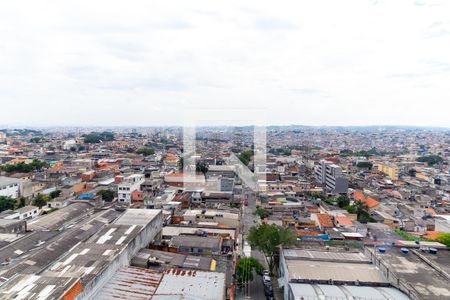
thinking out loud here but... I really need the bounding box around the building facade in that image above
[314,160,348,193]
[117,174,145,204]
[0,176,22,198]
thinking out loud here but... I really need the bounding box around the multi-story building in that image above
[0,132,6,143]
[314,160,348,193]
[378,163,399,180]
[117,174,145,204]
[0,176,22,198]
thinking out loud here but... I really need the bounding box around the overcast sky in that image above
[0,0,449,127]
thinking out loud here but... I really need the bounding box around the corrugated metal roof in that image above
[96,266,163,300]
[289,283,410,300]
[154,269,225,300]
[114,209,161,226]
[283,249,370,263]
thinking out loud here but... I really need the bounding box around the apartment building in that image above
[377,163,399,180]
[314,160,348,193]
[117,174,145,204]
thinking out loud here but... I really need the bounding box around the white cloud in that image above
[0,0,449,127]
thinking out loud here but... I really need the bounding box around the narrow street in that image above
[238,187,276,300]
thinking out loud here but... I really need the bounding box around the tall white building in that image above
[0,176,22,198]
[0,132,6,143]
[117,174,145,204]
[314,160,348,194]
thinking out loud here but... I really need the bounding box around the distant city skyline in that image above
[1,0,450,127]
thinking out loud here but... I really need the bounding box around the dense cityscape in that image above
[0,126,449,299]
[2,0,450,299]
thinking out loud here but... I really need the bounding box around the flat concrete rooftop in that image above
[366,247,450,300]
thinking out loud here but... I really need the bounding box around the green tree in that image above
[30,137,43,143]
[351,201,373,223]
[357,161,373,169]
[247,224,296,273]
[435,233,450,247]
[49,190,62,199]
[0,196,16,212]
[97,189,115,202]
[136,147,155,156]
[254,207,270,219]
[33,194,48,209]
[336,195,350,208]
[417,155,443,166]
[83,131,115,143]
[2,159,47,173]
[196,161,209,177]
[236,257,264,287]
[238,150,254,166]
[18,196,27,208]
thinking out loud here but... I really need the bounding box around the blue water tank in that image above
[429,248,438,254]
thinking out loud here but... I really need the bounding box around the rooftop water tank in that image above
[429,248,438,254]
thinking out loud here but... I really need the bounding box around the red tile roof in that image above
[353,191,380,209]
[335,215,353,227]
[316,213,334,228]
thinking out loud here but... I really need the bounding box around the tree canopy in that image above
[83,131,115,143]
[254,207,270,219]
[238,150,254,166]
[247,224,296,272]
[33,194,48,209]
[236,257,264,287]
[136,147,155,156]
[49,190,62,199]
[356,161,373,169]
[97,189,115,202]
[2,159,47,173]
[0,196,16,212]
[336,195,350,208]
[196,161,209,177]
[435,233,450,248]
[417,155,443,166]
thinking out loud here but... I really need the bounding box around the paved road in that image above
[238,187,271,300]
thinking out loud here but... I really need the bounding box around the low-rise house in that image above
[2,205,39,220]
[183,209,239,228]
[170,235,222,255]
[310,213,334,231]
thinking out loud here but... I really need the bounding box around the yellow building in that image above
[378,164,399,180]
[416,172,434,183]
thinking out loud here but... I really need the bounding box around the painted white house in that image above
[4,205,39,220]
[0,176,22,199]
[117,174,145,204]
